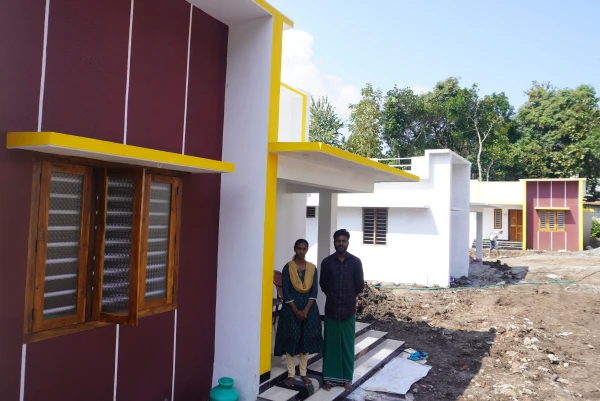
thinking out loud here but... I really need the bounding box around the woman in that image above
[274,239,323,386]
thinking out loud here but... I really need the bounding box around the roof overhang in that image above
[187,0,293,28]
[270,142,420,193]
[7,132,235,174]
[470,202,503,212]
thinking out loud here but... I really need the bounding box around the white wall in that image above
[306,150,470,287]
[277,86,303,143]
[449,162,470,279]
[471,180,522,204]
[214,16,272,400]
[275,181,308,271]
[468,206,524,246]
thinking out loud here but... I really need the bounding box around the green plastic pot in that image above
[209,377,239,401]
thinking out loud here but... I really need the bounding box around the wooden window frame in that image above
[538,210,566,233]
[362,208,388,246]
[23,156,182,343]
[493,209,502,229]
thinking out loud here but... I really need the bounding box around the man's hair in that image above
[333,229,350,241]
[294,238,309,249]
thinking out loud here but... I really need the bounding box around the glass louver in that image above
[144,182,172,302]
[43,172,84,320]
[100,176,135,314]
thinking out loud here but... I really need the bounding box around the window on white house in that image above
[363,208,388,245]
[306,206,316,218]
[494,209,502,229]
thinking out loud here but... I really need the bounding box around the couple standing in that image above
[273,229,365,392]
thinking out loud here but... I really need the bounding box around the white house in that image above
[305,150,471,288]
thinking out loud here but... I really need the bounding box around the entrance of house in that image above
[508,210,523,242]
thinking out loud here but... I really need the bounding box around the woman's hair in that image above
[294,238,309,249]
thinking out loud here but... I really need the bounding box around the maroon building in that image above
[0,0,230,399]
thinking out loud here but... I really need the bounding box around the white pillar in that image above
[476,211,483,260]
[316,192,338,315]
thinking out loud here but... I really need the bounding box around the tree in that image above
[381,86,429,158]
[346,84,384,158]
[517,82,600,178]
[448,86,512,181]
[308,96,344,147]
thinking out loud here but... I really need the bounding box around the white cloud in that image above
[281,30,361,122]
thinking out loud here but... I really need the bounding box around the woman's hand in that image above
[294,310,306,321]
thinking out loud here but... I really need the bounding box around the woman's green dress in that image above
[274,263,323,357]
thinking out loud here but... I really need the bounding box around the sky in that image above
[271,0,600,122]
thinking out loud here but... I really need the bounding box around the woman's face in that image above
[294,243,308,260]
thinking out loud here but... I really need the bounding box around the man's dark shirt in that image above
[319,252,365,321]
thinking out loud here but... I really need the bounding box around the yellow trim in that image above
[522,180,527,250]
[580,180,584,251]
[253,0,294,27]
[534,207,570,211]
[259,14,285,377]
[6,132,234,173]
[268,142,420,182]
[280,83,308,142]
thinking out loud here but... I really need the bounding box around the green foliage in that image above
[591,219,600,238]
[346,84,384,158]
[307,78,600,197]
[308,96,344,147]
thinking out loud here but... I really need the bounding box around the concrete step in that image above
[259,323,372,394]
[471,240,522,250]
[303,339,405,401]
[306,330,388,375]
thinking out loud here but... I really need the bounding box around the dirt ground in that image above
[356,250,600,400]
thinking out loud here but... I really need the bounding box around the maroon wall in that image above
[525,181,581,251]
[0,0,43,399]
[0,0,228,400]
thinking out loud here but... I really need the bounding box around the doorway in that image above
[508,210,523,242]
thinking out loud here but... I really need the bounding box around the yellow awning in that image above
[7,132,234,174]
[269,142,419,184]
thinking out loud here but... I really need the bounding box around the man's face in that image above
[295,243,308,260]
[334,236,349,253]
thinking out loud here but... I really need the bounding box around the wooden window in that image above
[24,159,182,342]
[363,208,388,245]
[538,210,566,232]
[493,209,502,229]
[306,206,316,218]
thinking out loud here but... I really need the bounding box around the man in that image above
[319,229,365,392]
[488,229,503,257]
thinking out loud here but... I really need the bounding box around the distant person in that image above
[488,229,503,257]
[274,239,323,387]
[320,229,365,392]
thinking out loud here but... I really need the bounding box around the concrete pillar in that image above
[476,211,483,260]
[316,192,338,315]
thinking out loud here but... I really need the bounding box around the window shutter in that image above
[557,211,565,231]
[33,162,93,332]
[548,211,556,231]
[363,208,375,244]
[93,168,144,326]
[375,208,388,245]
[494,209,502,229]
[540,211,547,230]
[306,206,316,218]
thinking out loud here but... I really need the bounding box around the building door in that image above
[509,210,523,242]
